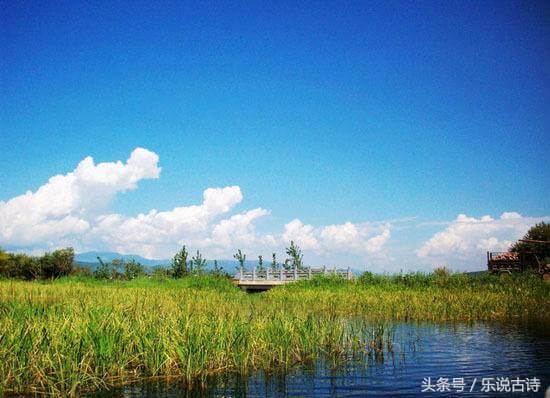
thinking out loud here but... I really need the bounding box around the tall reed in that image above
[0,272,548,395]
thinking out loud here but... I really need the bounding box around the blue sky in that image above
[1,1,549,271]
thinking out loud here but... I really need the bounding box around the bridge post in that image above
[239,266,243,281]
[308,266,312,279]
[266,268,270,280]
[323,265,327,275]
[294,265,297,280]
[279,268,283,281]
[347,266,351,280]
[253,266,256,281]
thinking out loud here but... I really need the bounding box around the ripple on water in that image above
[87,322,550,398]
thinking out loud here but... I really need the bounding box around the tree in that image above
[510,222,550,264]
[257,255,264,272]
[94,257,111,280]
[152,266,170,279]
[10,253,40,280]
[0,247,72,280]
[285,240,304,270]
[171,245,189,278]
[51,248,75,277]
[234,249,246,271]
[191,250,207,274]
[0,248,11,277]
[212,260,225,276]
[283,258,291,271]
[110,258,125,279]
[40,248,74,279]
[270,253,279,271]
[124,259,145,280]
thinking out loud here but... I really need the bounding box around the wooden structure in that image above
[487,251,523,274]
[235,266,353,291]
[487,239,550,279]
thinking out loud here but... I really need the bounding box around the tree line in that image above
[0,240,306,281]
[3,221,545,282]
[0,248,75,280]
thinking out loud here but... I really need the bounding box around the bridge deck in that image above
[234,266,352,291]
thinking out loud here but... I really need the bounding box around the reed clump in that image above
[0,272,548,395]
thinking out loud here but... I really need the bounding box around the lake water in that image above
[88,322,549,397]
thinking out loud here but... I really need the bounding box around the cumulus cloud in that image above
[85,185,244,258]
[283,219,320,251]
[0,148,160,247]
[283,219,391,257]
[0,148,393,261]
[7,148,546,272]
[417,212,550,266]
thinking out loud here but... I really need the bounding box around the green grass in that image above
[0,272,548,396]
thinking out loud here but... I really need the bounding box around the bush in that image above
[70,265,93,277]
[93,257,126,280]
[0,247,74,280]
[152,266,171,279]
[40,248,74,279]
[124,260,145,280]
[358,271,383,285]
[93,257,112,280]
[171,246,189,278]
[510,222,550,265]
[8,253,41,280]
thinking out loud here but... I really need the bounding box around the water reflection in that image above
[87,322,549,397]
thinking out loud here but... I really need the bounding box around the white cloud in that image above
[0,148,392,262]
[5,148,548,273]
[88,186,244,258]
[283,219,320,251]
[209,208,275,249]
[283,219,391,257]
[0,148,160,247]
[416,212,550,267]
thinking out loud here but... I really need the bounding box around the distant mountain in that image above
[74,251,247,274]
[75,251,170,266]
[74,252,361,276]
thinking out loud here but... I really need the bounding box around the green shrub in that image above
[40,248,74,279]
[0,248,73,280]
[510,222,550,265]
[171,245,189,278]
[124,259,145,280]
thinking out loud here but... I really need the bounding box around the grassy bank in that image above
[1,273,548,395]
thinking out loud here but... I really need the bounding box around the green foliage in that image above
[270,253,279,271]
[70,265,93,278]
[283,258,291,271]
[171,245,189,278]
[211,260,227,277]
[358,271,379,285]
[0,247,74,280]
[510,222,550,264]
[285,240,304,270]
[190,250,207,275]
[93,257,144,281]
[0,272,547,395]
[93,257,113,280]
[124,259,145,280]
[6,253,41,280]
[257,255,264,272]
[152,266,171,280]
[40,248,75,279]
[0,248,9,270]
[233,249,246,271]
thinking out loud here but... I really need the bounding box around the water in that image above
[88,322,550,397]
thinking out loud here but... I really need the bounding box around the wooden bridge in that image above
[234,266,353,291]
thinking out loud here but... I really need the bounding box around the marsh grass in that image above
[0,272,548,395]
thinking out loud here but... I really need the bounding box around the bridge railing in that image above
[236,266,353,282]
